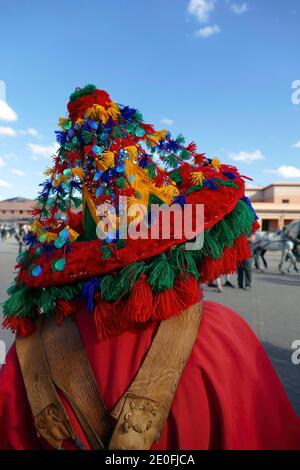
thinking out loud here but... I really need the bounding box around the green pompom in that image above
[69,84,97,102]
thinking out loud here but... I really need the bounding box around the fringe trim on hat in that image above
[2,199,256,339]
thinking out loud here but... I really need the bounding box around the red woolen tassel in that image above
[93,294,129,342]
[122,274,153,323]
[173,274,202,307]
[200,247,237,284]
[200,257,223,283]
[252,220,260,233]
[55,299,76,326]
[152,287,186,320]
[2,316,36,337]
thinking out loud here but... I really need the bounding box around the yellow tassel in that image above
[66,226,80,242]
[59,175,68,183]
[43,167,55,177]
[85,105,109,124]
[97,160,108,172]
[147,129,167,147]
[160,184,180,204]
[44,232,57,243]
[211,157,221,172]
[31,220,43,236]
[107,102,120,120]
[125,145,138,160]
[71,167,85,180]
[53,179,61,188]
[191,171,205,186]
[101,151,115,169]
[58,117,70,129]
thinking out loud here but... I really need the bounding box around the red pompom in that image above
[67,90,111,123]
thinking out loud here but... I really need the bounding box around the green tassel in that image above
[115,176,126,188]
[81,130,92,144]
[147,164,157,180]
[214,179,239,189]
[101,275,123,302]
[2,283,41,319]
[170,246,199,280]
[168,168,182,185]
[101,262,146,302]
[147,254,175,292]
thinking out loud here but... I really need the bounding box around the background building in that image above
[0,198,33,225]
[246,183,300,231]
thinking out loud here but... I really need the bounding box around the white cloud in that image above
[195,24,220,38]
[0,126,17,137]
[229,149,265,164]
[0,179,12,188]
[27,128,38,136]
[0,99,17,122]
[230,2,248,14]
[0,156,6,167]
[10,168,27,176]
[264,165,300,179]
[188,0,216,23]
[19,128,39,137]
[293,141,300,148]
[27,142,58,158]
[160,117,174,126]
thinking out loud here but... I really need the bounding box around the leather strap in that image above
[16,316,113,449]
[109,302,202,450]
[16,321,76,449]
[42,316,113,449]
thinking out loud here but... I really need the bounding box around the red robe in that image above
[0,301,299,450]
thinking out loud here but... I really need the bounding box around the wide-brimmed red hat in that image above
[2,85,258,340]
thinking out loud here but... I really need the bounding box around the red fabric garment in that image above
[0,301,299,450]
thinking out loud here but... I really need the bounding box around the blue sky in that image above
[0,0,299,200]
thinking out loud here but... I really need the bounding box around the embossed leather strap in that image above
[42,316,113,449]
[109,302,202,450]
[16,321,76,449]
[16,316,113,450]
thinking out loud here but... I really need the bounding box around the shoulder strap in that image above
[16,302,202,450]
[41,315,113,449]
[16,320,76,449]
[16,316,112,449]
[109,302,202,450]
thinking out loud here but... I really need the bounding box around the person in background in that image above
[237,234,255,290]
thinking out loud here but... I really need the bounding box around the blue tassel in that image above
[82,277,101,311]
[69,179,82,191]
[222,171,237,180]
[172,194,186,207]
[120,106,137,120]
[166,140,180,153]
[204,179,218,190]
[138,155,149,169]
[23,233,37,247]
[55,130,67,146]
[242,196,259,220]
